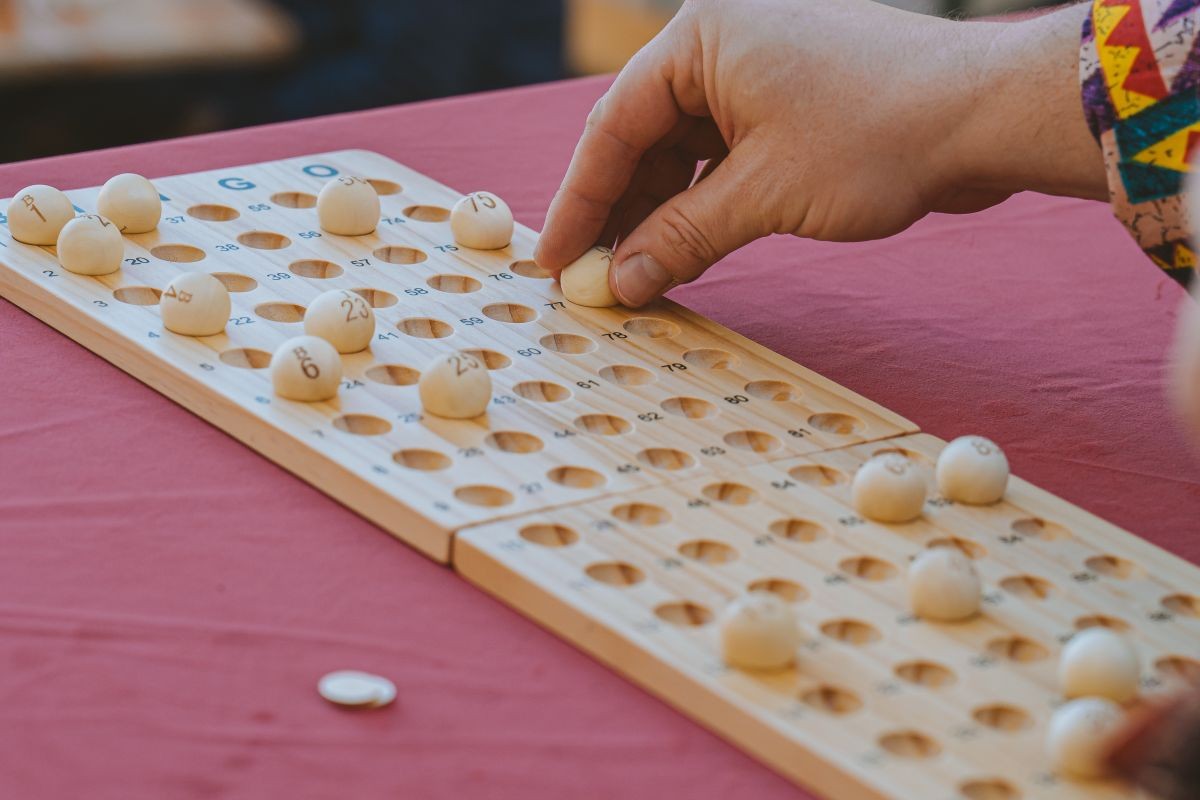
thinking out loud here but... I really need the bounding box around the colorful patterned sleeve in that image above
[1081,0,1199,288]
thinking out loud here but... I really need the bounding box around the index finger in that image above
[534,41,686,273]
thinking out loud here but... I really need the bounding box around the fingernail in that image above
[613,252,671,307]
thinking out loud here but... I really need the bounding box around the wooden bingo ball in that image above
[7,185,74,245]
[1046,697,1124,779]
[717,591,801,671]
[560,246,618,307]
[936,435,1009,504]
[56,214,123,276]
[96,173,162,233]
[270,335,342,402]
[851,453,925,523]
[160,272,231,337]
[419,351,492,418]
[303,289,375,354]
[316,176,380,236]
[907,546,981,621]
[1058,627,1140,704]
[450,191,513,250]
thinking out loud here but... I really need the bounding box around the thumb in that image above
[610,153,765,307]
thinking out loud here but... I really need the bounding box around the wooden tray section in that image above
[0,150,915,561]
[456,433,1200,800]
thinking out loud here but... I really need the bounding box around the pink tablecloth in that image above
[0,76,1196,800]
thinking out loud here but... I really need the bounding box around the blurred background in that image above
[0,0,1051,162]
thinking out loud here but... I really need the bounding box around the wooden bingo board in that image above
[0,149,914,562]
[457,432,1200,800]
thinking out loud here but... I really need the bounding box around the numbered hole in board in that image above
[768,518,827,543]
[877,730,940,759]
[723,430,782,454]
[1156,655,1200,684]
[540,333,597,355]
[366,179,401,196]
[678,539,738,565]
[660,396,718,420]
[461,348,511,370]
[290,259,343,279]
[397,317,453,339]
[872,445,932,465]
[254,302,306,323]
[1083,554,1143,580]
[211,272,258,293]
[546,466,606,490]
[820,618,881,645]
[893,659,956,688]
[218,348,271,369]
[701,481,759,505]
[806,412,864,436]
[427,274,482,294]
[484,430,544,454]
[654,601,713,627]
[332,414,392,437]
[392,448,451,471]
[623,317,680,339]
[1010,517,1070,540]
[748,578,807,603]
[998,574,1055,600]
[985,635,1050,663]
[513,381,571,403]
[926,537,987,560]
[519,523,579,548]
[482,303,537,324]
[365,364,420,386]
[744,380,799,402]
[958,778,1019,800]
[510,259,550,279]
[598,364,656,386]
[972,703,1032,732]
[1162,593,1200,617]
[800,685,862,715]
[270,191,317,209]
[112,286,162,305]
[373,245,428,265]
[349,287,398,309]
[636,448,696,471]
[150,243,205,263]
[584,561,645,587]
[787,464,847,486]
[454,484,515,508]
[574,414,633,436]
[1073,614,1131,633]
[401,205,450,222]
[682,348,739,370]
[838,556,897,582]
[237,231,291,250]
[186,204,240,222]
[611,502,671,527]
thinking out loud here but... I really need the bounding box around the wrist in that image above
[939,5,1108,201]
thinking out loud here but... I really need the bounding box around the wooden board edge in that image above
[452,532,891,800]
[0,262,452,563]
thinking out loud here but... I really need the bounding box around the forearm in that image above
[943,4,1108,202]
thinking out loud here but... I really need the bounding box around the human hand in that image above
[535,0,1106,307]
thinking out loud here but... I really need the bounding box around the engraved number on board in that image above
[786,428,810,438]
[660,362,687,372]
[377,331,399,341]
[380,217,404,225]
[404,287,428,296]
[838,515,865,527]
[460,317,485,326]
[602,331,627,340]
[771,479,797,490]
[215,243,239,252]
[125,257,150,265]
[435,244,460,253]
[350,258,371,268]
[487,271,512,280]
[519,482,543,496]
[517,347,541,357]
[299,230,322,239]
[231,316,253,326]
[616,463,640,474]
[637,411,662,422]
[724,394,750,405]
[576,379,599,390]
[267,272,291,281]
[399,412,422,424]
[199,363,215,372]
[165,215,184,224]
[700,446,726,457]
[544,301,565,311]
[41,270,57,278]
[93,300,108,308]
[492,395,517,406]
[248,203,271,212]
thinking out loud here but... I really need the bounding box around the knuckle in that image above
[585,95,607,130]
[657,204,719,269]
